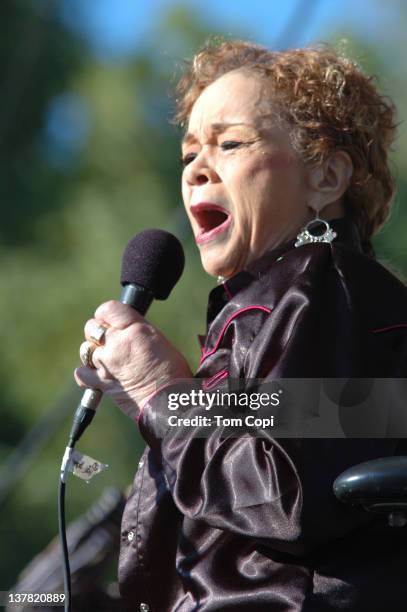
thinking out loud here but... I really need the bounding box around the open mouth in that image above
[191,203,232,245]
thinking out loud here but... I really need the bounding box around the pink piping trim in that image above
[202,368,229,391]
[371,324,407,334]
[199,305,272,365]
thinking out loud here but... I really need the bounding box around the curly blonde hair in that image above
[174,39,397,256]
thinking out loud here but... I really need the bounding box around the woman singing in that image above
[75,40,407,611]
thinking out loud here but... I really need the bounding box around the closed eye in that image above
[180,139,249,167]
[220,140,242,150]
[180,153,197,167]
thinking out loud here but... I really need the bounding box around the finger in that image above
[79,341,98,369]
[74,366,106,391]
[94,300,144,330]
[84,319,110,345]
[79,341,108,372]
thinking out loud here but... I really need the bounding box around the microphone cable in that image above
[58,478,71,612]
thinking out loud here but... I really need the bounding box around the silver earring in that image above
[295,211,337,247]
[217,275,226,285]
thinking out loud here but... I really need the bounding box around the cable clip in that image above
[60,447,108,483]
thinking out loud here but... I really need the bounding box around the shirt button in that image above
[140,604,149,612]
[128,531,134,542]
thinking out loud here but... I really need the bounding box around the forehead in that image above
[186,70,273,138]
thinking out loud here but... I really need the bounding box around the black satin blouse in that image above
[119,217,407,611]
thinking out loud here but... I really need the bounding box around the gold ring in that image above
[89,324,109,345]
[79,341,97,369]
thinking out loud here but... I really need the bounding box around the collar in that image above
[204,216,363,328]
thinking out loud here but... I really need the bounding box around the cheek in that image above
[228,159,272,219]
[246,154,303,204]
[223,157,263,216]
[228,152,278,193]
[233,156,301,232]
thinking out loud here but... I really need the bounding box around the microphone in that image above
[67,229,185,448]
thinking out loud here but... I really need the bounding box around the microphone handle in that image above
[68,283,154,447]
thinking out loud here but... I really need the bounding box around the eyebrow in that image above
[181,122,255,145]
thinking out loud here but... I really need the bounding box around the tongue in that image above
[200,210,228,231]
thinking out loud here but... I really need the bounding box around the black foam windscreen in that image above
[120,229,185,300]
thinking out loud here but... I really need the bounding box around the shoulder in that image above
[234,243,407,378]
[235,242,407,329]
[330,242,407,331]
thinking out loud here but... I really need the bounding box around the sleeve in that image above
[138,382,398,556]
[137,249,402,557]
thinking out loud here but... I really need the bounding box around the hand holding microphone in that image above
[75,300,192,419]
[68,229,190,446]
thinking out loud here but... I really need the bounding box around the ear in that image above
[306,151,353,213]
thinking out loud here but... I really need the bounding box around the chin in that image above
[200,251,237,279]
[198,232,246,278]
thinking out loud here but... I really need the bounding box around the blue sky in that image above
[60,0,399,62]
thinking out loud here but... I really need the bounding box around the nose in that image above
[183,149,219,186]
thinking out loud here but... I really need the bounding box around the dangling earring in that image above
[295,209,337,247]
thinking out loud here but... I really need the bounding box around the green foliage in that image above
[0,0,85,246]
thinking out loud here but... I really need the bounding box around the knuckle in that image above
[105,299,119,309]
[84,318,96,335]
[130,320,145,334]
[95,300,118,318]
[129,320,155,344]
